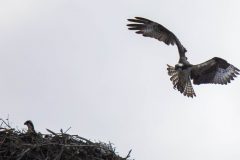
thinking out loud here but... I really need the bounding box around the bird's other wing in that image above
[191,57,239,85]
[167,65,196,97]
[127,17,187,58]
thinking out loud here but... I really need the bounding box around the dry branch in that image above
[0,119,132,160]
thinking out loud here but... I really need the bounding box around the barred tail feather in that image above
[167,65,179,88]
[167,64,176,76]
[183,78,196,98]
[167,65,196,98]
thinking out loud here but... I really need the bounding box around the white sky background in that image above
[1,0,240,159]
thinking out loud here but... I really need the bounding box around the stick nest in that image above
[0,119,132,160]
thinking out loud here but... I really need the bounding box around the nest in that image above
[0,119,132,160]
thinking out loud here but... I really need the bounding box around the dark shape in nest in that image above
[0,119,132,160]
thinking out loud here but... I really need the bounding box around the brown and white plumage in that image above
[167,65,196,97]
[127,17,239,97]
[191,57,239,85]
[127,17,187,58]
[24,120,36,134]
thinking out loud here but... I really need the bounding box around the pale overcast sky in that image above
[1,0,240,160]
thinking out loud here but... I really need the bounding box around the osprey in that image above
[24,120,36,134]
[127,17,239,97]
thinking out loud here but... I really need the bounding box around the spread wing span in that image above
[191,57,240,85]
[127,17,187,58]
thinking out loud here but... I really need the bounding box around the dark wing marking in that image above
[127,17,187,58]
[191,57,239,85]
[167,65,196,97]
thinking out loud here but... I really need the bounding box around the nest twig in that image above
[0,119,132,160]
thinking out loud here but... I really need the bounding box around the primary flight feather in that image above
[127,17,239,97]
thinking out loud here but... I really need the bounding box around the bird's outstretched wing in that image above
[191,57,239,85]
[167,65,196,97]
[127,17,187,58]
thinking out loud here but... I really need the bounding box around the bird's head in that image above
[24,120,33,126]
[24,120,36,133]
[175,63,184,70]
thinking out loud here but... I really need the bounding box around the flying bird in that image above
[127,17,239,97]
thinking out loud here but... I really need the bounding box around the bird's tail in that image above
[167,64,179,88]
[167,64,196,98]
